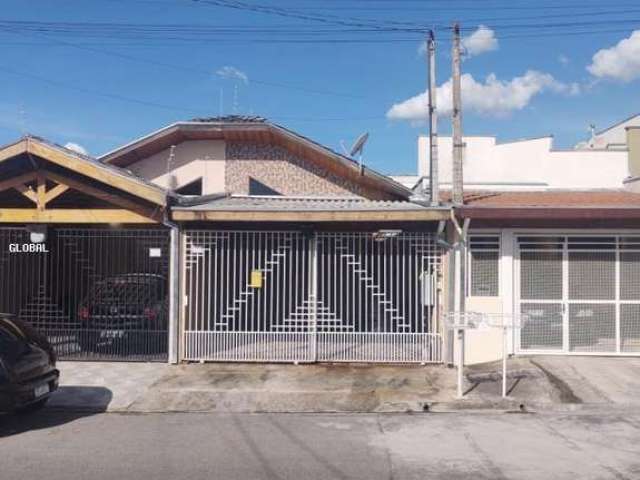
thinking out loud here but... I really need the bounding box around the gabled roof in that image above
[99,116,413,200]
[596,113,640,136]
[0,136,167,206]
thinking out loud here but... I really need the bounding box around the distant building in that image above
[575,113,640,150]
[392,115,640,191]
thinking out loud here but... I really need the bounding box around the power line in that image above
[0,63,208,114]
[0,63,383,124]
[0,27,368,99]
[187,0,430,29]
[1,18,639,42]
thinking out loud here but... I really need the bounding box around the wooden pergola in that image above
[0,137,167,224]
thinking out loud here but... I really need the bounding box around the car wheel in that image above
[78,333,98,353]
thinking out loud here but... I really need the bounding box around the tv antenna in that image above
[348,132,369,173]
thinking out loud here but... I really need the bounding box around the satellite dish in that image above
[349,132,369,158]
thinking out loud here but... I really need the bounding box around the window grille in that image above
[468,235,500,297]
[568,251,615,300]
[517,235,640,355]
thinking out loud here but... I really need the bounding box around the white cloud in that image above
[386,70,579,122]
[462,25,498,57]
[416,25,498,58]
[587,30,640,82]
[558,54,570,66]
[216,65,249,84]
[64,142,88,155]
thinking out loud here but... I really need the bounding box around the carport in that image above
[0,136,174,361]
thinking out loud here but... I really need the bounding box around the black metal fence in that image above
[0,227,169,361]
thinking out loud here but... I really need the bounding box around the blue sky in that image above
[0,0,639,174]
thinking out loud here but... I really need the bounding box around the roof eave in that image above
[171,208,449,222]
[458,206,640,219]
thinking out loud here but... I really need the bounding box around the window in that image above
[176,178,203,196]
[468,235,500,297]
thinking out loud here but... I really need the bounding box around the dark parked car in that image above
[0,314,59,413]
[77,274,168,352]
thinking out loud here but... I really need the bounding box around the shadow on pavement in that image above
[47,385,114,411]
[0,386,112,438]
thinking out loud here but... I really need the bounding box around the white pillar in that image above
[501,229,515,354]
[167,226,180,364]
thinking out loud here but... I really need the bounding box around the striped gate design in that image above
[0,227,169,361]
[183,230,442,363]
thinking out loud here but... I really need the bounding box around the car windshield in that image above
[0,326,29,363]
[89,277,165,304]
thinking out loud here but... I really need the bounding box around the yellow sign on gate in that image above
[250,270,263,288]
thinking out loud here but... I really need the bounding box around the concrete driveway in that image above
[528,356,640,405]
[48,361,169,411]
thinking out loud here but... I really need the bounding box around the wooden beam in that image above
[171,209,450,222]
[0,172,37,193]
[26,141,166,206]
[0,208,156,224]
[36,173,46,210]
[13,183,37,204]
[43,183,70,204]
[0,140,27,163]
[44,171,162,221]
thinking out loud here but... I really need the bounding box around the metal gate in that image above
[183,230,442,363]
[516,235,640,355]
[0,227,169,361]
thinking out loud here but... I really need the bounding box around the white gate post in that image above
[309,233,318,362]
[167,226,181,364]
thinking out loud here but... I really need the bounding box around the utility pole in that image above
[451,23,464,205]
[427,29,439,206]
[451,23,466,394]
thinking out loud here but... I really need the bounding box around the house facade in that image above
[460,191,640,364]
[406,115,640,365]
[0,117,448,365]
[2,114,640,367]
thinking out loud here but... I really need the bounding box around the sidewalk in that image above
[46,356,640,413]
[48,362,170,411]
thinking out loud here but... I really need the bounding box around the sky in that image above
[0,0,640,175]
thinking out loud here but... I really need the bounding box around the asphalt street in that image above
[1,410,639,479]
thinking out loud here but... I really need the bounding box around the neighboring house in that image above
[392,115,640,364]
[459,190,640,364]
[575,113,640,150]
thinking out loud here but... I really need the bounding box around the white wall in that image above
[415,135,628,190]
[127,140,226,194]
